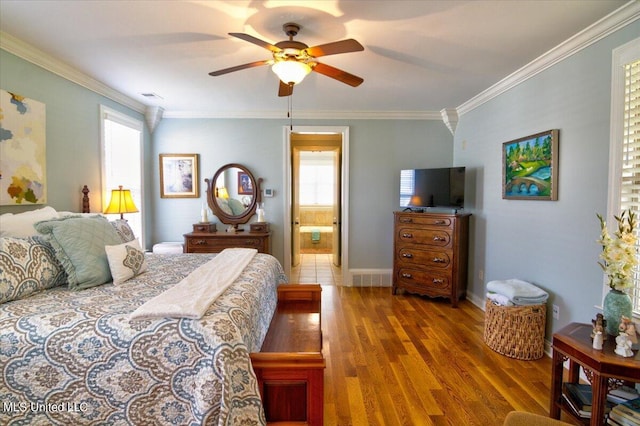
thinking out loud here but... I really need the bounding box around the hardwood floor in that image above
[320,286,556,425]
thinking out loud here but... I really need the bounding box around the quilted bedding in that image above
[0,253,286,425]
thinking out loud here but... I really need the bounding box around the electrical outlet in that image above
[553,304,560,320]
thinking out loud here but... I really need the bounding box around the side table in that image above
[550,322,640,425]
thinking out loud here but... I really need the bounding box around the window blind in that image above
[619,59,640,311]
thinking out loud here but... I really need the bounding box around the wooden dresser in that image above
[183,230,271,254]
[392,211,470,307]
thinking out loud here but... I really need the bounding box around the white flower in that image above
[597,210,639,290]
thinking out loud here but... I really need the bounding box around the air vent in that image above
[350,269,392,287]
[141,92,163,100]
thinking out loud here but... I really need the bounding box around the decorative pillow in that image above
[105,239,148,285]
[227,198,246,215]
[0,206,58,238]
[34,216,123,290]
[216,198,234,216]
[111,219,136,242]
[0,236,67,303]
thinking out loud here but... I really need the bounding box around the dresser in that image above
[392,211,470,307]
[183,231,271,254]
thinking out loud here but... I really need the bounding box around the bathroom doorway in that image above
[283,126,349,286]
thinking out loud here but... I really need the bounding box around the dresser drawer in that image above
[395,214,452,227]
[396,247,451,268]
[186,236,266,252]
[395,268,450,295]
[396,227,451,247]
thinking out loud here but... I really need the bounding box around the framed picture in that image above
[160,154,199,198]
[238,171,253,195]
[502,129,559,200]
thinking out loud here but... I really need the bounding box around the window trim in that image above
[605,37,640,308]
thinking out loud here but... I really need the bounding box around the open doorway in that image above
[283,126,349,286]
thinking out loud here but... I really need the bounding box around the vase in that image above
[603,289,633,336]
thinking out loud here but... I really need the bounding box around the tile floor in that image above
[289,253,342,286]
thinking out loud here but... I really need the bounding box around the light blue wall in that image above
[152,118,453,267]
[0,51,152,243]
[3,16,637,336]
[454,22,640,336]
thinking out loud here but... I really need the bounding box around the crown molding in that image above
[457,1,640,116]
[163,109,443,120]
[0,31,146,114]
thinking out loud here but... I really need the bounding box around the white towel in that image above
[486,279,549,305]
[130,248,257,320]
[486,292,514,306]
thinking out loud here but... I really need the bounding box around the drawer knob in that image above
[434,220,446,225]
[400,218,413,223]
[432,257,446,263]
[402,253,413,258]
[432,278,444,284]
[401,273,413,279]
[433,236,446,242]
[402,233,413,238]
[194,240,207,245]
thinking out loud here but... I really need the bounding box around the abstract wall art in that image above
[0,89,47,205]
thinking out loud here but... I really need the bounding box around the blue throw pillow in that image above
[35,215,123,290]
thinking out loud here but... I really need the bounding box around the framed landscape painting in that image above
[160,153,199,198]
[502,129,559,201]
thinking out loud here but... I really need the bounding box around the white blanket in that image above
[130,248,257,319]
[486,278,549,305]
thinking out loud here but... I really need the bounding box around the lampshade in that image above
[104,186,139,219]
[217,187,229,199]
[409,195,423,207]
[272,60,311,85]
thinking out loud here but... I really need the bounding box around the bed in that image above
[0,188,287,425]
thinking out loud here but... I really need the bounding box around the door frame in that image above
[282,125,350,285]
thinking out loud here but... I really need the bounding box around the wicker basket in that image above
[483,299,546,360]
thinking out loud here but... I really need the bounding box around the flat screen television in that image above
[399,167,465,210]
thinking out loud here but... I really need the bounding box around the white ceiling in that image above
[0,1,635,119]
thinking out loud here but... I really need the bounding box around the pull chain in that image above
[288,83,294,130]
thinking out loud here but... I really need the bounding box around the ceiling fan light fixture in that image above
[272,60,311,85]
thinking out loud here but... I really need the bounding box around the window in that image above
[299,151,334,205]
[100,106,144,244]
[608,38,640,312]
[400,169,415,206]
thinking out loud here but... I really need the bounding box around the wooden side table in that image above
[550,322,640,425]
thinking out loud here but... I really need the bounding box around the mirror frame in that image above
[205,163,262,227]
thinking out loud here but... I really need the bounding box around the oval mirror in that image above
[205,163,262,228]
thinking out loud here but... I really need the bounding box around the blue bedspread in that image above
[0,253,286,425]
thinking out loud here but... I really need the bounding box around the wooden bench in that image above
[250,284,325,426]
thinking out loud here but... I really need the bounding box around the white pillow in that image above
[105,239,148,285]
[0,206,58,237]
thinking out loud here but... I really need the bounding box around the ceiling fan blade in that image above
[312,62,364,87]
[305,39,364,58]
[229,33,281,53]
[278,81,294,97]
[209,60,271,76]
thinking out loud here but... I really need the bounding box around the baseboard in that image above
[348,269,393,287]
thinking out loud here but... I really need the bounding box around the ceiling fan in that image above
[209,23,364,97]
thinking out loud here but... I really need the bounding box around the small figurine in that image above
[615,332,634,357]
[619,316,638,344]
[592,331,604,350]
[592,313,607,340]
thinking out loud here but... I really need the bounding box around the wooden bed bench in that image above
[250,284,325,426]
